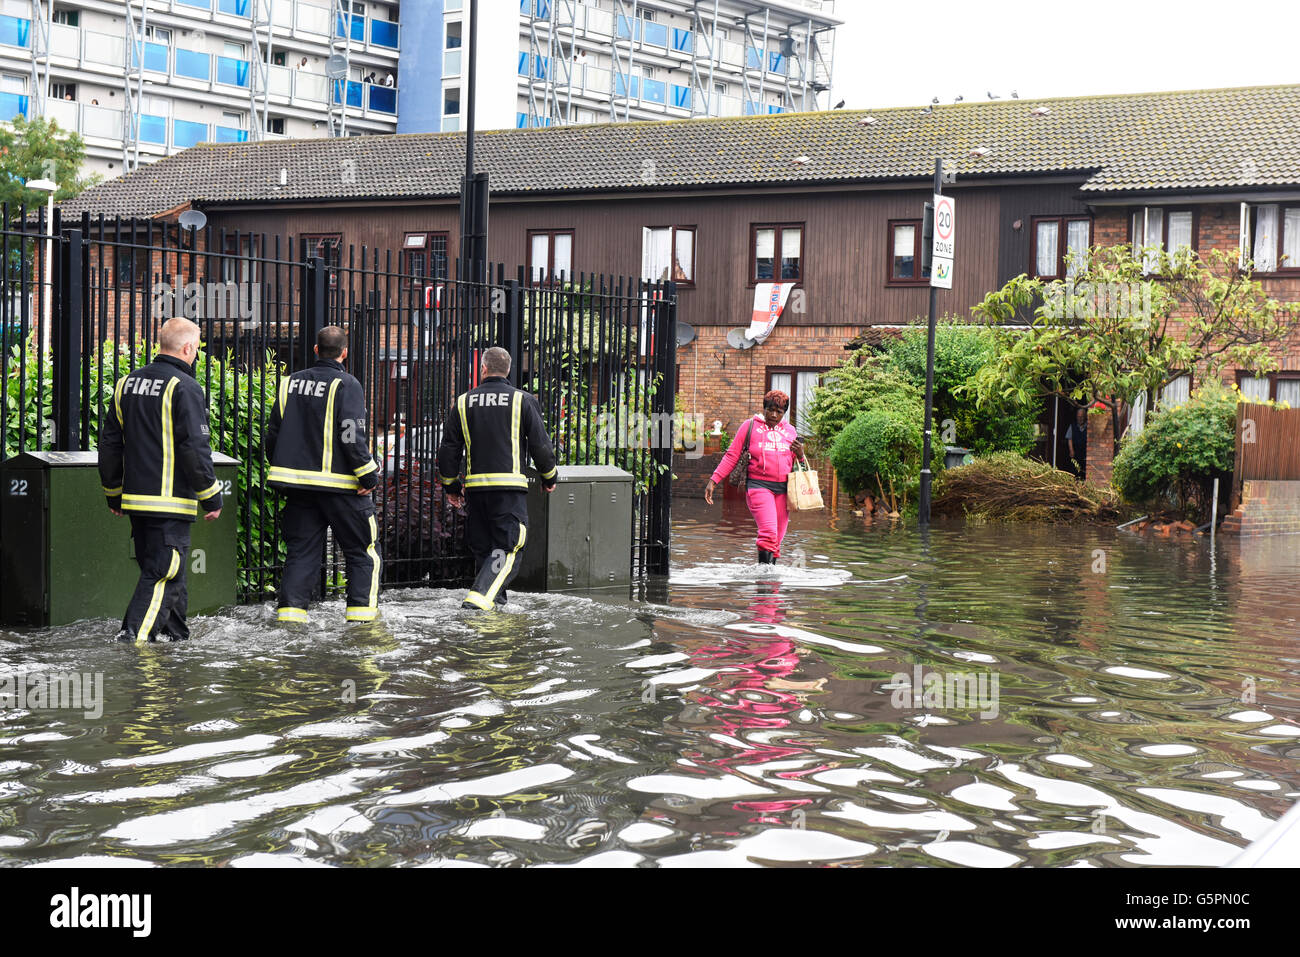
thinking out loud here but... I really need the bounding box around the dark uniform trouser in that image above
[463,490,529,610]
[277,491,381,623]
[123,517,191,641]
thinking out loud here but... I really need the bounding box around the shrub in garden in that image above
[828,393,924,513]
[1111,381,1238,521]
[807,351,920,452]
[883,324,1038,455]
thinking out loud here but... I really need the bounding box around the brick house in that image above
[58,83,1300,484]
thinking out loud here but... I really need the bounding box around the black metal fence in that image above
[1,207,677,601]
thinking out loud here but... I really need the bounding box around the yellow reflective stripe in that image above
[138,548,181,643]
[267,466,360,490]
[113,376,127,426]
[458,393,471,474]
[121,494,199,517]
[278,375,290,417]
[480,522,526,605]
[346,607,378,622]
[161,378,179,498]
[102,486,122,496]
[437,474,459,486]
[464,473,528,489]
[540,467,557,480]
[277,607,308,623]
[365,515,380,612]
[323,378,342,475]
[354,460,378,478]
[463,591,494,610]
[510,391,522,476]
[196,480,223,500]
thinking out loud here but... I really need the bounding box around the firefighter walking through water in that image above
[437,347,557,610]
[267,326,382,624]
[99,317,223,643]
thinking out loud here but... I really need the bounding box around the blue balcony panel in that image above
[369,84,396,114]
[174,118,207,148]
[214,125,248,143]
[0,14,29,48]
[0,91,29,120]
[139,114,167,144]
[216,56,250,87]
[371,19,398,48]
[175,48,211,81]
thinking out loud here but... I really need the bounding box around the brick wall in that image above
[675,323,858,440]
[1085,408,1115,487]
[1220,480,1300,536]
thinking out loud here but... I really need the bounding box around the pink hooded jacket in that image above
[710,414,798,485]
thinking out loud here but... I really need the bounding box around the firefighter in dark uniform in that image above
[437,347,557,610]
[267,326,381,624]
[99,318,223,643]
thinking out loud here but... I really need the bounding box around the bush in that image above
[829,393,924,512]
[807,350,921,452]
[884,324,1038,455]
[1111,381,1237,521]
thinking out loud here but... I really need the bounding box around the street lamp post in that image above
[26,178,57,355]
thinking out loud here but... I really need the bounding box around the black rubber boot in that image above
[115,627,136,643]
[758,549,776,565]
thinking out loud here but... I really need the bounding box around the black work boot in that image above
[115,627,136,643]
[758,549,776,565]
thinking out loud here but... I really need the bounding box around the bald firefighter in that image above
[99,317,223,643]
[437,347,557,610]
[267,326,381,624]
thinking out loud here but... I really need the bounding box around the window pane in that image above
[796,370,820,435]
[553,233,572,278]
[1253,205,1278,271]
[780,227,801,280]
[1035,221,1059,277]
[892,224,915,279]
[1166,211,1193,253]
[644,227,671,281]
[769,372,792,424]
[1131,210,1143,247]
[755,228,775,280]
[1282,208,1300,268]
[1240,375,1270,401]
[674,228,694,282]
[530,234,549,281]
[1066,220,1090,278]
[1277,379,1300,407]
[1142,208,1162,272]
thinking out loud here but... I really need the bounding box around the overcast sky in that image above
[831,0,1298,109]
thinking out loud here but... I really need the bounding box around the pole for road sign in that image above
[919,157,942,526]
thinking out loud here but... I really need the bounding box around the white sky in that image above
[831,0,1299,109]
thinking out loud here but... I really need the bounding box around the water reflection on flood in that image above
[1,498,1297,867]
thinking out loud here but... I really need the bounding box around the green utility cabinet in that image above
[515,465,633,593]
[0,451,239,628]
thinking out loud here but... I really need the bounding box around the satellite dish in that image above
[178,209,207,232]
[676,322,696,347]
[726,328,756,350]
[325,54,349,80]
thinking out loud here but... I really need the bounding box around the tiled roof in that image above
[60,83,1300,218]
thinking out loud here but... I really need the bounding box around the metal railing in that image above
[1,209,677,601]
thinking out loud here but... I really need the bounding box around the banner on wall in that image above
[746,282,793,344]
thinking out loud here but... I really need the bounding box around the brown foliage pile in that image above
[931,453,1132,524]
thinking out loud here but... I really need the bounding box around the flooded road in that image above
[1,499,1297,867]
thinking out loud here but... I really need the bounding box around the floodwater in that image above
[1,498,1298,868]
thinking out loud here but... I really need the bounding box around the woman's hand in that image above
[790,437,805,458]
[704,479,716,505]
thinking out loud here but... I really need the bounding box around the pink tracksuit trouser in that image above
[746,487,789,555]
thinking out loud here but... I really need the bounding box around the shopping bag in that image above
[787,456,824,511]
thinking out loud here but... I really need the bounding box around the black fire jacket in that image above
[436,375,558,495]
[266,358,379,494]
[98,353,223,520]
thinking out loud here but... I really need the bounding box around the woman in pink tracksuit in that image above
[704,390,804,564]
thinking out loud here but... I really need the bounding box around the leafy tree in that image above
[969,244,1296,458]
[0,114,100,209]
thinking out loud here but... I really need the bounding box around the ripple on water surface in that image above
[0,503,1296,867]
